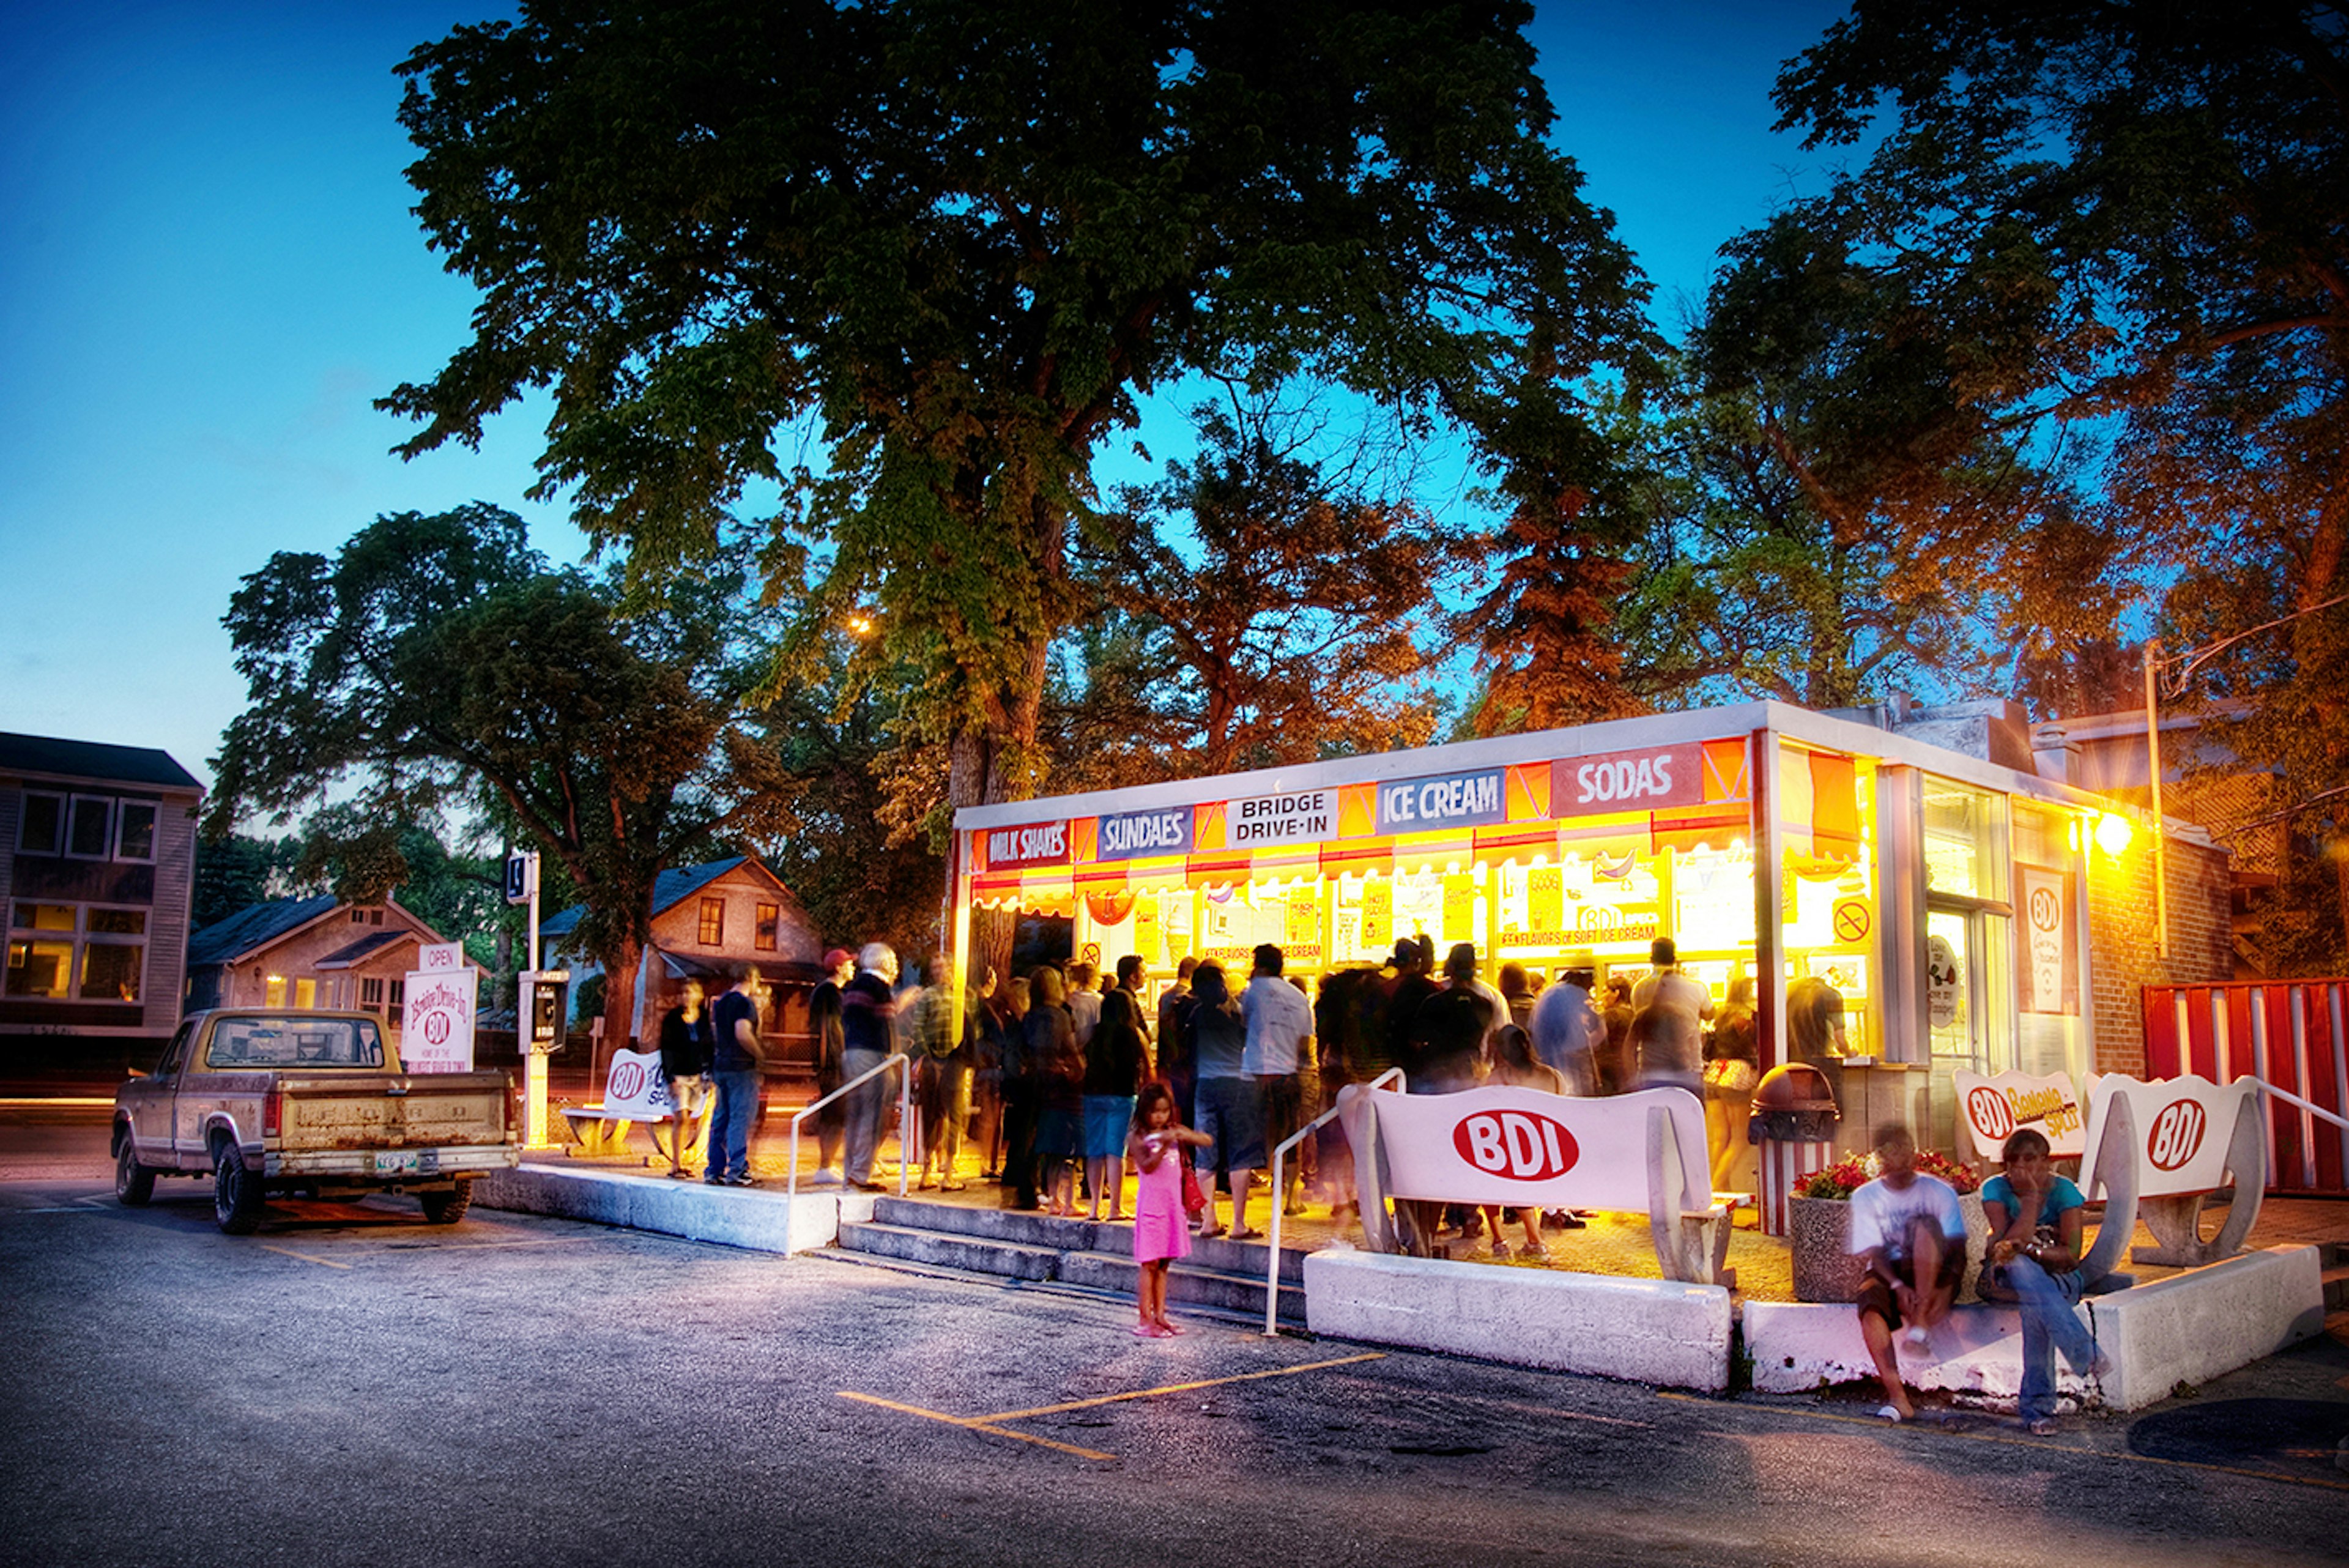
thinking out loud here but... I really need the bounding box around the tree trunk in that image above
[596,930,644,1091]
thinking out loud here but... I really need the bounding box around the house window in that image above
[15,790,158,863]
[388,978,405,1011]
[351,909,366,924]
[6,904,145,1003]
[755,903,779,951]
[294,978,317,1009]
[699,897,725,945]
[114,801,157,863]
[16,792,63,854]
[360,976,385,1015]
[65,796,113,859]
[370,908,384,927]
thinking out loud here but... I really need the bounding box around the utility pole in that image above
[2142,642,2169,959]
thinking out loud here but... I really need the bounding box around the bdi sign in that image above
[2082,1073,2260,1197]
[1365,1084,1710,1211]
[401,964,478,1073]
[1953,1068,2086,1160]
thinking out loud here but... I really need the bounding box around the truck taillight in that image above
[262,1089,283,1139]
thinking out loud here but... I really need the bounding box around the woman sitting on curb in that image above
[1978,1126,2115,1434]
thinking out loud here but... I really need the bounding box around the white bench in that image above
[560,1047,703,1161]
[1336,1083,1733,1286]
[2083,1072,2266,1268]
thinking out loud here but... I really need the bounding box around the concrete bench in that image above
[1335,1082,1732,1286]
[560,1047,702,1161]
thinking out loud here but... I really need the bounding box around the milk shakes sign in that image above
[1549,744,1705,817]
[982,820,1069,870]
[402,942,478,1073]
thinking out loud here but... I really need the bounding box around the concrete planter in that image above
[1789,1190,1990,1304]
[1789,1195,1865,1302]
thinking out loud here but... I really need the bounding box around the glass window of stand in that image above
[1777,744,1878,1060]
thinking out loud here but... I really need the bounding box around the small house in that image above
[185,896,454,1042]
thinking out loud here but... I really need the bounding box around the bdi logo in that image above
[1967,1085,2014,1141]
[2146,1098,2207,1171]
[1453,1110,1579,1180]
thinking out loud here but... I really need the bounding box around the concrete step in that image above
[870,1195,1307,1283]
[1056,1248,1304,1321]
[834,1221,1062,1282]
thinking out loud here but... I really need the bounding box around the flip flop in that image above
[1132,1323,1159,1337]
[1875,1404,1907,1424]
[1229,1227,1264,1241]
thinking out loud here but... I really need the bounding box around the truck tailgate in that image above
[275,1072,510,1153]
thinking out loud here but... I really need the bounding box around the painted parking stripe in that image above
[836,1392,1118,1462]
[260,1245,351,1269]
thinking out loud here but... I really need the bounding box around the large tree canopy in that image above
[1713,0,2349,964]
[207,504,794,1052]
[385,0,1657,826]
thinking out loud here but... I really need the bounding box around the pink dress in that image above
[1132,1137,1192,1265]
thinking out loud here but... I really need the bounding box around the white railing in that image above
[1263,1067,1404,1337]
[785,1053,913,1206]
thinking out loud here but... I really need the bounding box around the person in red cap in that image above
[805,948,855,1182]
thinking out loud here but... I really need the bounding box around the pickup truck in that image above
[112,1009,520,1233]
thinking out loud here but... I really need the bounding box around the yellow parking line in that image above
[836,1392,1117,1462]
[260,1245,351,1269]
[982,1351,1387,1423]
[1655,1392,2349,1494]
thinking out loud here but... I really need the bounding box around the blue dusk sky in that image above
[0,1,1852,804]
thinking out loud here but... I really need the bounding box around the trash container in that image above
[1750,1063,1841,1236]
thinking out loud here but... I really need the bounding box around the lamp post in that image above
[2141,641,2170,960]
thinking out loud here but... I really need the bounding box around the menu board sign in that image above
[1549,745,1707,817]
[1376,768,1508,833]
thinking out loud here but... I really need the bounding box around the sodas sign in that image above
[2147,1098,2208,1172]
[1453,1110,1579,1181]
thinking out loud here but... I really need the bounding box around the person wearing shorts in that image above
[1186,962,1263,1238]
[1850,1123,1965,1421]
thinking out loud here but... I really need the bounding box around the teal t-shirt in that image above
[1981,1172,2084,1228]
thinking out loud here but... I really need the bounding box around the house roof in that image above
[188,896,341,967]
[314,929,420,970]
[0,731,202,792]
[541,856,771,938]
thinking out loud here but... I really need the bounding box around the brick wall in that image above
[2087,834,2232,1075]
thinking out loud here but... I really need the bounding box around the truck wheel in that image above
[418,1181,473,1225]
[213,1142,262,1235]
[115,1135,156,1206]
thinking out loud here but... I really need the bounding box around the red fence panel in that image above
[2142,980,2349,1195]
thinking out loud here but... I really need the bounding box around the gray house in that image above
[1,732,204,1063]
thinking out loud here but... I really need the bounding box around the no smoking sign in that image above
[1831,899,1871,943]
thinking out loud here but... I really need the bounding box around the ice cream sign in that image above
[1376,767,1507,832]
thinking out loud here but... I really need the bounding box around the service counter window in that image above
[1778,746,1878,1060]
[1923,778,2009,902]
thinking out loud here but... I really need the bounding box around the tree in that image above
[383,0,1658,838]
[1753,0,2349,961]
[206,504,795,1061]
[190,834,308,934]
[1070,405,1458,782]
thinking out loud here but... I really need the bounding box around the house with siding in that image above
[540,855,829,1079]
[1,732,204,1066]
[185,895,453,1042]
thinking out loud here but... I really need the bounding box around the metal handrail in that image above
[2255,1076,2349,1133]
[1263,1067,1404,1337]
[785,1052,913,1207]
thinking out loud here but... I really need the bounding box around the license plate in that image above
[373,1151,423,1174]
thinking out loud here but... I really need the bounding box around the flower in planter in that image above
[1794,1148,1980,1200]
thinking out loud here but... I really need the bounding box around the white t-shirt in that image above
[1847,1173,1965,1259]
[1241,975,1313,1076]
[1069,988,1101,1047]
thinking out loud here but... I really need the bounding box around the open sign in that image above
[1453,1110,1578,1180]
[2147,1098,2207,1172]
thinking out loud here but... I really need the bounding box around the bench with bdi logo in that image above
[1336,1083,1731,1286]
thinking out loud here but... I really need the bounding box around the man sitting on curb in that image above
[1850,1122,1964,1422]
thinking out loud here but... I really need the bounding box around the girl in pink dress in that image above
[1128,1082,1211,1338]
